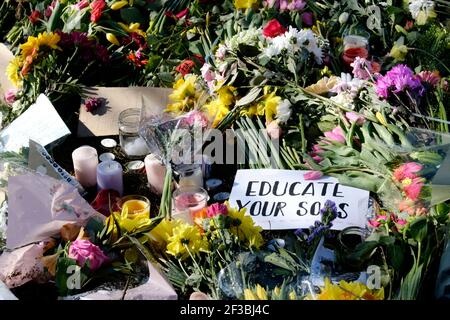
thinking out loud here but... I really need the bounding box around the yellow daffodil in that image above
[257,86,281,122]
[118,22,146,38]
[416,9,437,26]
[234,0,258,9]
[105,206,152,236]
[20,32,61,59]
[6,56,23,87]
[166,75,200,114]
[226,202,264,249]
[166,222,209,259]
[390,37,408,62]
[312,278,384,300]
[106,33,120,46]
[203,86,235,127]
[111,0,128,10]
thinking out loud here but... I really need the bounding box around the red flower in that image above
[175,59,196,76]
[342,47,369,67]
[176,8,189,19]
[263,19,287,38]
[90,189,121,217]
[28,10,41,24]
[90,0,106,23]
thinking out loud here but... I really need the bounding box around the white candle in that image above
[72,146,98,188]
[144,154,166,195]
[97,160,123,196]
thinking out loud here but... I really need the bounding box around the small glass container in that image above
[117,195,151,219]
[343,35,369,51]
[175,163,203,188]
[172,186,209,222]
[119,108,150,159]
[335,226,371,270]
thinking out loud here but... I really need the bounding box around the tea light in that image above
[101,138,117,149]
[213,192,230,203]
[144,154,166,195]
[97,160,123,196]
[99,152,115,162]
[126,160,145,173]
[172,186,208,222]
[72,146,98,188]
[205,179,223,193]
[120,195,150,218]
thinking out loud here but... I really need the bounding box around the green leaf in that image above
[120,7,145,24]
[235,87,262,107]
[409,217,428,243]
[47,1,63,32]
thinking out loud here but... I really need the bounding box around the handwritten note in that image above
[229,169,370,230]
[0,94,70,152]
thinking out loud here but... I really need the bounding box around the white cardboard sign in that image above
[229,169,370,230]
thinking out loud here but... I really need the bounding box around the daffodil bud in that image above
[111,0,128,10]
[106,33,120,46]
[339,12,349,24]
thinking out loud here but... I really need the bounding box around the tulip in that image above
[106,33,120,46]
[303,171,323,180]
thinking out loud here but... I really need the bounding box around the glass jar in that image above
[117,195,151,219]
[175,163,203,188]
[119,108,150,159]
[335,226,371,271]
[172,186,209,223]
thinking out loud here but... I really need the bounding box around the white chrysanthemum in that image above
[226,28,262,52]
[408,0,435,19]
[276,99,292,124]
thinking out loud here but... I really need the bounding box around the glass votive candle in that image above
[175,163,203,188]
[172,186,209,222]
[72,146,98,188]
[119,108,150,159]
[118,195,151,219]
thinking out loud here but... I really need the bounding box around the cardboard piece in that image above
[62,262,178,300]
[228,169,370,230]
[28,140,85,194]
[77,87,172,137]
[0,43,15,98]
[0,94,70,152]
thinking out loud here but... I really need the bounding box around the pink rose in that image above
[68,239,108,271]
[303,171,323,180]
[324,126,345,144]
[206,203,228,218]
[4,89,18,104]
[266,121,282,139]
[345,112,365,125]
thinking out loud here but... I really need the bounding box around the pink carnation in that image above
[403,178,424,201]
[324,126,345,144]
[206,203,228,218]
[68,239,108,271]
[393,162,423,181]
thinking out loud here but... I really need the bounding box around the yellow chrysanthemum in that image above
[234,0,258,9]
[166,75,199,114]
[6,56,23,87]
[20,32,61,59]
[105,207,152,236]
[226,202,264,249]
[244,288,257,300]
[166,222,209,259]
[146,218,181,245]
[312,278,384,300]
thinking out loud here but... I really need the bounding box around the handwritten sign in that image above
[229,169,370,230]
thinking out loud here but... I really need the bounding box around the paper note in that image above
[77,87,172,137]
[229,169,370,230]
[0,94,70,152]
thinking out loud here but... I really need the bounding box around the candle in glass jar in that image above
[144,154,166,194]
[121,196,150,218]
[172,186,208,224]
[176,164,203,188]
[97,160,123,196]
[72,146,98,188]
[119,108,150,158]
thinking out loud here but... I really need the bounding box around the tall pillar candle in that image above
[144,154,166,195]
[97,160,123,196]
[72,146,98,188]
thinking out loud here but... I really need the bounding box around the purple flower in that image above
[350,56,372,80]
[84,97,103,112]
[375,64,425,99]
[301,12,314,27]
[4,89,18,104]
